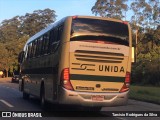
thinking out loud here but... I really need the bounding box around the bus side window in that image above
[27,43,32,59]
[39,37,43,55]
[57,25,63,42]
[32,40,37,58]
[52,28,58,52]
[24,45,28,59]
[48,29,54,53]
[29,43,32,58]
[35,38,39,57]
[49,29,56,53]
[30,42,35,58]
[54,29,58,42]
[43,33,49,54]
[48,30,54,54]
[52,25,63,52]
[49,24,63,53]
[41,36,45,55]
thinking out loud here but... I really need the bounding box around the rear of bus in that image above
[58,16,132,107]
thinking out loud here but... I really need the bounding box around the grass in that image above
[129,85,160,105]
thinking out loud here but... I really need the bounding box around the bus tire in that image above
[23,92,29,99]
[40,84,46,109]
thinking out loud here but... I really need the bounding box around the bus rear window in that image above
[71,18,129,42]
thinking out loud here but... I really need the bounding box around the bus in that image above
[18,16,132,111]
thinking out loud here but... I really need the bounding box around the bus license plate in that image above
[92,95,104,101]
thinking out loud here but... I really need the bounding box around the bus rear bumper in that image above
[58,87,128,107]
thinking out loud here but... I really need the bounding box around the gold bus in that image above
[19,16,132,111]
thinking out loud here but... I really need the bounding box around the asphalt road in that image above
[0,78,160,120]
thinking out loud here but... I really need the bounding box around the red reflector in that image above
[120,72,130,93]
[120,84,129,93]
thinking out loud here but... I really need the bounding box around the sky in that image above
[0,0,97,23]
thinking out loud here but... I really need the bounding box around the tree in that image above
[0,43,15,77]
[91,0,128,20]
[148,0,160,29]
[132,20,160,86]
[130,0,147,28]
[0,16,21,43]
[20,8,57,37]
[130,0,159,60]
[130,0,160,32]
[0,8,57,77]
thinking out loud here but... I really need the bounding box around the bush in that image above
[131,61,160,86]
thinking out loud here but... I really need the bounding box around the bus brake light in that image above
[60,68,74,90]
[125,72,130,83]
[63,68,69,80]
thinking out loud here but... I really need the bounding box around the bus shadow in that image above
[27,96,108,117]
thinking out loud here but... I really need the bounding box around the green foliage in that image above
[0,16,21,43]
[0,43,15,77]
[130,0,159,31]
[132,45,160,86]
[0,8,57,77]
[91,0,128,20]
[20,8,56,37]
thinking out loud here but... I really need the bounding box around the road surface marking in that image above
[0,99,14,107]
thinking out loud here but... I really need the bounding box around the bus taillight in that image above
[60,68,74,90]
[125,72,130,83]
[120,72,130,93]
